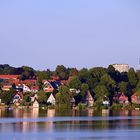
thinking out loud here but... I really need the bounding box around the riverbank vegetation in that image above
[0,64,140,110]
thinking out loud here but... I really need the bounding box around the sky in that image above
[0,0,140,70]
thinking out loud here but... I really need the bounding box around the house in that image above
[21,80,37,86]
[85,91,94,107]
[16,84,39,93]
[30,86,39,93]
[50,81,60,89]
[69,88,80,94]
[70,97,76,107]
[113,92,129,104]
[43,81,54,93]
[44,84,54,93]
[15,84,23,92]
[0,75,20,87]
[30,94,38,102]
[13,92,23,105]
[131,92,140,104]
[47,94,56,105]
[33,100,39,108]
[2,84,12,91]
[0,75,19,80]
[22,84,31,92]
[102,96,110,107]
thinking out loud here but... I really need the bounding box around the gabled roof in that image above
[21,80,37,85]
[0,75,19,79]
[47,93,55,102]
[113,92,128,101]
[85,91,94,101]
[13,92,23,99]
[131,92,140,98]
[31,86,39,91]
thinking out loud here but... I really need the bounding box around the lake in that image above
[0,108,140,140]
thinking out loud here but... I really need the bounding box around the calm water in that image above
[0,108,140,140]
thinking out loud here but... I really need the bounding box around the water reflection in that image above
[44,109,56,132]
[0,108,4,118]
[0,109,140,140]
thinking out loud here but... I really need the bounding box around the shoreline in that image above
[0,105,140,111]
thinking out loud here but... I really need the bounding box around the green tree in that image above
[136,80,140,91]
[81,83,89,97]
[94,85,109,100]
[55,65,68,80]
[37,69,52,90]
[69,68,79,77]
[89,67,107,81]
[37,91,49,104]
[56,86,71,106]
[0,89,16,105]
[100,74,116,98]
[107,65,121,83]
[100,74,116,90]
[81,83,89,92]
[128,68,138,88]
[136,71,140,81]
[20,66,36,80]
[79,68,90,83]
[119,81,128,93]
[68,76,81,89]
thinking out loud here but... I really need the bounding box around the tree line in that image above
[0,64,140,107]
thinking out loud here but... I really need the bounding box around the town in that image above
[0,64,140,110]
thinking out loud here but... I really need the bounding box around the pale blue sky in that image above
[0,0,140,70]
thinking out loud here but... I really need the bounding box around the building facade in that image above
[112,64,129,73]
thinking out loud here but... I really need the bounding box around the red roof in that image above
[0,75,19,79]
[31,86,39,91]
[21,80,37,85]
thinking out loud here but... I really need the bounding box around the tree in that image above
[128,68,138,88]
[107,65,121,83]
[79,68,90,83]
[68,76,81,89]
[81,83,89,97]
[100,74,116,89]
[136,80,140,91]
[94,85,109,100]
[119,81,128,93]
[37,69,52,90]
[100,74,116,96]
[56,86,71,106]
[55,65,68,80]
[107,65,115,74]
[81,83,89,93]
[69,68,79,77]
[0,89,16,105]
[89,67,107,80]
[20,66,36,80]
[137,71,140,80]
[86,76,98,90]
[37,91,49,104]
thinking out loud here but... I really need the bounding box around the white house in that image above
[33,100,39,108]
[85,91,94,107]
[47,94,56,105]
[70,97,76,107]
[13,93,22,104]
[31,94,38,102]
[23,84,31,92]
[102,96,110,107]
[70,88,80,94]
